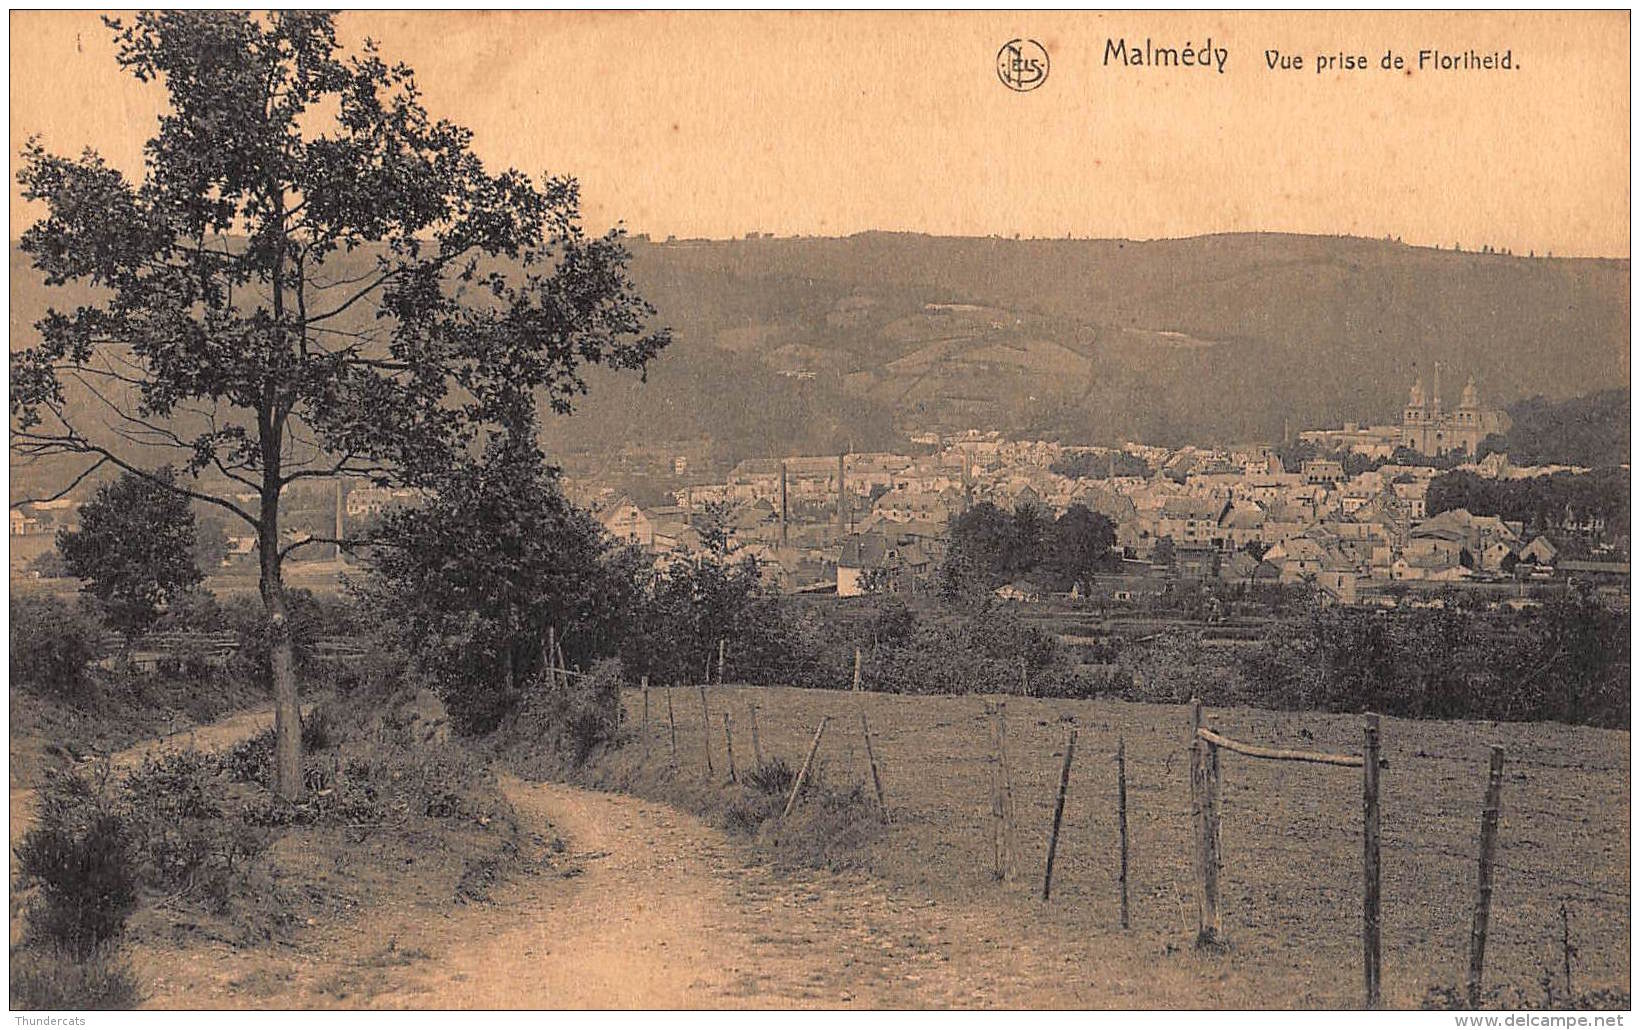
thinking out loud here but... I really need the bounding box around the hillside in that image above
[1497,389,1631,468]
[607,232,1628,448]
[12,233,1631,478]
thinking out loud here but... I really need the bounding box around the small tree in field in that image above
[11,12,668,797]
[56,468,202,639]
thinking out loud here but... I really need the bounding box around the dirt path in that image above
[9,705,288,852]
[364,778,1053,1008]
[133,776,1139,1009]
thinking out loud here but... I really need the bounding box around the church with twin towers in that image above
[1400,364,1511,457]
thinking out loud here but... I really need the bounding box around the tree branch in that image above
[9,456,111,509]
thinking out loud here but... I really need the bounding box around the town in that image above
[11,370,1625,613]
[525,371,1619,609]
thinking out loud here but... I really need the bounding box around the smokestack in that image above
[836,453,846,534]
[334,478,344,563]
[779,462,788,546]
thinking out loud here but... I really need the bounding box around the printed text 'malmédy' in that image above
[1104,37,1229,74]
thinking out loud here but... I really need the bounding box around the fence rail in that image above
[90,632,369,668]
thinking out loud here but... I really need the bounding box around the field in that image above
[609,685,1630,1008]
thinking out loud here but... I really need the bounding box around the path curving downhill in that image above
[362,777,1050,1008]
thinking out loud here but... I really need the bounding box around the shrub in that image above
[14,771,140,954]
[743,756,796,797]
[505,658,626,766]
[9,943,139,1010]
[765,779,881,872]
[10,594,99,702]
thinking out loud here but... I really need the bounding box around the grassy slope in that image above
[605,684,1629,1008]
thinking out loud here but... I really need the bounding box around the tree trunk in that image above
[259,468,302,801]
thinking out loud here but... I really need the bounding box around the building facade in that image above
[1400,369,1509,457]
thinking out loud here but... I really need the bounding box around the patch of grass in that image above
[596,683,1631,1008]
[9,943,140,1010]
[516,698,887,873]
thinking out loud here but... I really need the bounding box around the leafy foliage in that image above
[1426,468,1629,544]
[1049,450,1153,479]
[1496,389,1631,468]
[359,435,636,734]
[56,469,202,637]
[14,771,140,955]
[11,10,667,796]
[9,943,140,1010]
[938,501,1115,600]
[1231,592,1629,727]
[10,593,100,701]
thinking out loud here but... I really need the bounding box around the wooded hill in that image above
[12,231,1630,484]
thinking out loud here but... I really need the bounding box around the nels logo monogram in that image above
[997,38,1049,92]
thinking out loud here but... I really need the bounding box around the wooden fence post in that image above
[783,716,830,819]
[985,702,1003,879]
[641,676,650,755]
[996,700,1019,883]
[1559,901,1575,1000]
[748,703,764,767]
[697,682,715,775]
[853,647,887,818]
[1467,745,1505,1008]
[1363,713,1382,1010]
[1191,698,1223,947]
[723,712,737,784]
[1042,725,1078,901]
[1117,734,1131,930]
[858,704,887,817]
[665,686,677,766]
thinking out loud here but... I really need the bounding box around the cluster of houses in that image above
[576,429,1620,606]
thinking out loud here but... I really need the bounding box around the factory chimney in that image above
[836,453,846,534]
[334,478,344,563]
[779,462,789,546]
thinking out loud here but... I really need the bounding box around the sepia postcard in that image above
[5,9,1631,1022]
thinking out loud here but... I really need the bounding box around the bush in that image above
[1233,597,1630,728]
[9,943,139,1010]
[502,658,626,766]
[10,594,100,702]
[743,756,796,797]
[14,771,140,954]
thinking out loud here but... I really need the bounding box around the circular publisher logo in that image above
[997,39,1049,92]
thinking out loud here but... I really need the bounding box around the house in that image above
[1477,540,1516,574]
[224,535,258,567]
[1216,500,1267,551]
[1264,537,1327,583]
[1222,550,1262,583]
[1390,553,1470,582]
[1156,496,1223,548]
[1519,536,1559,567]
[1405,525,1466,568]
[1175,543,1220,579]
[1301,459,1346,485]
[994,580,1042,603]
[599,496,657,548]
[1316,568,1359,605]
[837,530,935,597]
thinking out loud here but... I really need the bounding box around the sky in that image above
[8,10,1632,257]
